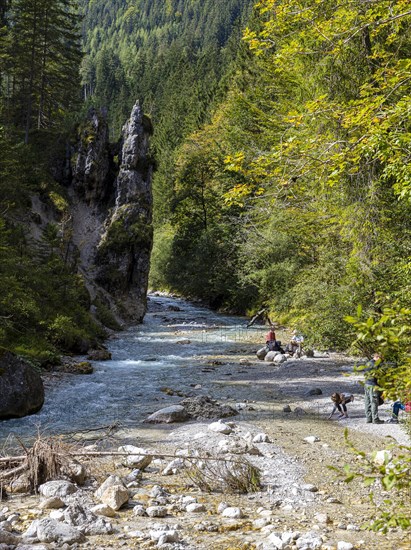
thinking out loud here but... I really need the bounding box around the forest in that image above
[1,0,411,396]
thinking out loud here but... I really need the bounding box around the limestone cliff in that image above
[41,101,154,326]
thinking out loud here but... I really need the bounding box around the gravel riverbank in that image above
[1,296,410,549]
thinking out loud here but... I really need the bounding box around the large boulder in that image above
[179,396,238,420]
[144,405,189,424]
[0,352,44,419]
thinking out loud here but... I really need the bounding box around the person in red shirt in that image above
[265,327,284,352]
[265,328,276,345]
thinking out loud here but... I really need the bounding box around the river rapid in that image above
[0,294,264,446]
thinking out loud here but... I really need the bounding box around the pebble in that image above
[146,506,168,518]
[186,503,206,513]
[304,436,320,444]
[314,513,330,524]
[39,497,65,510]
[252,518,271,529]
[253,433,271,443]
[302,484,318,493]
[217,502,228,514]
[49,510,65,520]
[208,420,232,434]
[221,506,243,518]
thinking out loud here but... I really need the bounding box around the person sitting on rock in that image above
[328,392,354,419]
[265,327,284,352]
[284,329,304,355]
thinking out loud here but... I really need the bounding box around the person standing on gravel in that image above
[363,352,384,424]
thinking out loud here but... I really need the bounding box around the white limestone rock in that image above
[100,485,129,511]
[118,445,153,469]
[221,507,243,518]
[208,420,232,434]
[38,481,77,498]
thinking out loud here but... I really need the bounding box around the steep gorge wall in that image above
[70,102,154,323]
[29,102,154,326]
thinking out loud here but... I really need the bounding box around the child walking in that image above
[328,392,354,419]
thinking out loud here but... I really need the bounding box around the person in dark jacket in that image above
[363,353,384,424]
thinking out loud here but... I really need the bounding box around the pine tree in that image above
[7,0,82,142]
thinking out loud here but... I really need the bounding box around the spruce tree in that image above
[7,0,81,142]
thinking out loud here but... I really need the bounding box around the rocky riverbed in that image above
[0,295,410,549]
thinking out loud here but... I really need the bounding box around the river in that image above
[0,294,264,445]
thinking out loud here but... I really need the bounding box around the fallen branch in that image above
[0,456,26,463]
[1,450,256,467]
[68,451,252,465]
[0,464,27,481]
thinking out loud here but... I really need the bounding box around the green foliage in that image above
[331,429,411,533]
[1,0,82,142]
[151,0,411,352]
[93,298,122,331]
[346,298,411,403]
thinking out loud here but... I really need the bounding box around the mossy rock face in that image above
[98,215,153,257]
[87,349,112,361]
[74,361,94,375]
[57,359,93,374]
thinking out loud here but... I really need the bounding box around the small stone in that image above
[303,436,320,444]
[217,502,228,514]
[181,496,197,505]
[314,513,330,524]
[208,420,232,434]
[252,518,271,529]
[221,506,243,518]
[295,531,323,549]
[125,469,142,483]
[39,497,65,510]
[90,504,117,518]
[100,485,129,511]
[327,497,342,504]
[6,513,19,524]
[0,529,19,545]
[49,510,65,520]
[253,433,270,443]
[283,405,292,413]
[95,475,125,499]
[303,484,319,493]
[146,506,167,518]
[373,450,392,466]
[306,388,322,396]
[127,530,146,538]
[186,503,206,513]
[38,481,77,498]
[132,505,147,517]
[259,509,273,518]
[145,405,189,424]
[338,542,354,550]
[266,532,285,548]
[118,445,153,469]
[162,458,185,475]
[150,485,168,498]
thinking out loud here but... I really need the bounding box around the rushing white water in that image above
[0,294,259,444]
